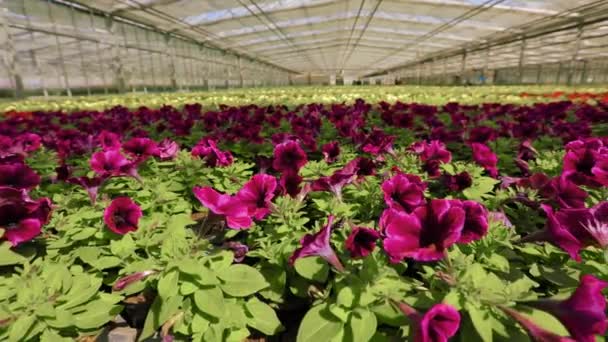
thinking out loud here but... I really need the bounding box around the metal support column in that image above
[21,1,48,97]
[89,8,108,94]
[105,15,127,93]
[580,60,588,84]
[518,38,527,84]
[69,4,91,95]
[483,47,490,84]
[567,24,583,86]
[237,56,244,88]
[164,34,178,90]
[0,6,24,98]
[460,50,467,85]
[46,0,71,96]
[536,64,543,84]
[556,62,563,84]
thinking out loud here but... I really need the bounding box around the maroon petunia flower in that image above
[67,175,107,204]
[0,188,52,246]
[90,150,136,178]
[15,133,42,154]
[524,274,607,342]
[193,186,252,229]
[458,200,489,244]
[471,143,499,177]
[562,139,607,188]
[103,197,142,235]
[382,173,426,213]
[381,199,465,262]
[345,227,380,258]
[0,163,41,190]
[279,170,304,198]
[289,215,344,272]
[224,241,249,263]
[442,172,472,192]
[592,156,608,187]
[361,128,395,155]
[236,174,277,220]
[393,301,461,342]
[273,140,308,173]
[409,141,452,178]
[321,141,341,164]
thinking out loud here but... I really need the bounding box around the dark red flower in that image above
[123,137,160,160]
[0,188,52,246]
[409,141,452,178]
[442,172,472,192]
[321,141,341,163]
[236,174,277,220]
[103,197,142,235]
[273,140,308,172]
[0,163,41,190]
[192,186,252,230]
[458,200,489,244]
[345,227,380,258]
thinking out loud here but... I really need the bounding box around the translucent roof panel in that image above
[8,0,605,79]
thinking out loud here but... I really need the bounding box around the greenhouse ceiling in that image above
[3,0,608,81]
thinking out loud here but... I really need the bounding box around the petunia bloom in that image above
[224,241,249,263]
[191,138,233,167]
[193,186,252,229]
[471,143,499,177]
[442,172,472,192]
[562,139,607,188]
[157,139,179,160]
[103,197,143,235]
[289,215,344,272]
[90,150,139,180]
[458,200,489,244]
[273,140,308,173]
[321,141,341,163]
[393,301,461,342]
[382,173,426,213]
[409,141,452,178]
[345,227,380,258]
[122,137,160,160]
[235,174,277,220]
[524,274,607,342]
[500,307,576,342]
[113,270,156,291]
[381,199,465,262]
[98,131,122,151]
[0,163,41,190]
[0,188,52,246]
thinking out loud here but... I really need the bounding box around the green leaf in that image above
[346,308,376,342]
[217,264,269,297]
[9,315,36,342]
[466,304,493,342]
[194,287,225,318]
[526,309,569,336]
[90,256,123,270]
[45,310,74,329]
[245,297,283,335]
[40,329,72,342]
[158,270,180,299]
[0,242,26,266]
[178,259,203,275]
[294,257,329,282]
[297,305,343,342]
[74,305,122,330]
[76,247,100,265]
[140,295,183,341]
[110,234,135,258]
[69,227,97,241]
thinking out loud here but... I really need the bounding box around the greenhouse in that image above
[1,1,608,342]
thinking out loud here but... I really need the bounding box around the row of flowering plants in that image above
[0,98,607,341]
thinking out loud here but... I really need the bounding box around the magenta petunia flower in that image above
[458,200,489,244]
[345,227,380,258]
[544,175,588,209]
[191,138,233,167]
[393,301,461,342]
[192,186,252,229]
[157,139,179,160]
[236,174,277,220]
[279,170,304,198]
[113,270,156,291]
[382,173,426,213]
[0,163,41,190]
[98,130,121,151]
[122,137,160,160]
[321,141,340,163]
[500,307,576,342]
[471,143,499,177]
[311,168,357,199]
[521,204,588,261]
[273,140,308,173]
[0,188,52,246]
[67,175,107,204]
[103,197,142,235]
[592,156,608,187]
[361,128,395,155]
[289,215,345,272]
[381,199,465,262]
[90,150,130,176]
[409,141,452,178]
[525,274,608,342]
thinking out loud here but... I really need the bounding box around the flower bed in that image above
[1,98,607,341]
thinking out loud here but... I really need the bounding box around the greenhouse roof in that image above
[3,0,608,80]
